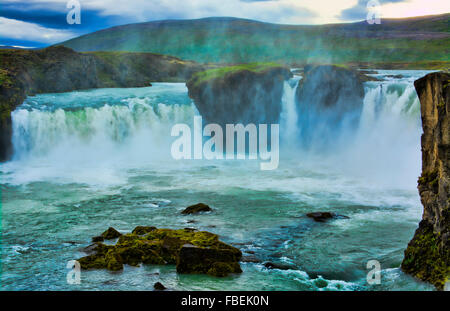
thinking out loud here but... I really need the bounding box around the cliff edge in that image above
[401,72,450,290]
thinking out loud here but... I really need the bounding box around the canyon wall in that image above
[401,72,450,290]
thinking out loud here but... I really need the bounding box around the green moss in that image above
[101,227,122,240]
[78,254,107,269]
[418,170,439,190]
[0,69,13,87]
[132,226,157,235]
[402,221,449,290]
[105,250,123,271]
[189,62,282,87]
[78,226,242,276]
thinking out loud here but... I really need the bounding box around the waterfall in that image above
[10,85,196,163]
[280,76,301,145]
[8,75,425,187]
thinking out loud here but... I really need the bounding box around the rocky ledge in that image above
[401,72,449,290]
[0,46,208,161]
[186,63,292,126]
[78,226,242,277]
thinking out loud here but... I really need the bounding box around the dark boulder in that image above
[101,227,122,240]
[306,212,349,222]
[181,203,212,215]
[306,212,334,222]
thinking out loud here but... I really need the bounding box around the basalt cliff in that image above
[295,65,366,148]
[401,72,450,290]
[0,46,208,161]
[186,63,292,126]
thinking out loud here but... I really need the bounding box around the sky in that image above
[0,0,449,48]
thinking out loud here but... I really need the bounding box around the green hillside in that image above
[60,14,450,66]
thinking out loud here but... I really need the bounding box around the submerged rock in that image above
[241,255,262,263]
[181,203,212,215]
[78,227,242,277]
[306,212,350,222]
[263,262,295,270]
[401,72,450,290]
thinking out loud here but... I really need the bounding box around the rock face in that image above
[295,65,365,148]
[401,72,449,290]
[0,46,207,161]
[78,226,242,277]
[186,63,292,126]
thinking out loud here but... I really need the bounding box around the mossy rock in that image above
[177,244,242,277]
[132,226,157,235]
[77,226,242,277]
[401,221,450,290]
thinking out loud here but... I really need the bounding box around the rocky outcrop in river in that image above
[186,63,292,125]
[401,72,449,290]
[0,46,207,161]
[79,226,242,277]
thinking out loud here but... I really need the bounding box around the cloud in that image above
[339,0,411,21]
[0,0,318,25]
[0,17,76,43]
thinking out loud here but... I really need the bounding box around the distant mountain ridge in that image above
[60,14,450,65]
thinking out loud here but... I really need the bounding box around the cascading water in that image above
[280,75,301,145]
[0,72,436,291]
[10,84,197,164]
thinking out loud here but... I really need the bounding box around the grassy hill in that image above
[60,15,450,67]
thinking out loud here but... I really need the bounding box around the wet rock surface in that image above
[181,203,212,215]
